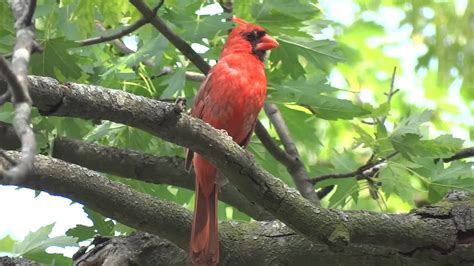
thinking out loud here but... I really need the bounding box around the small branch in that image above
[219,0,233,13]
[254,120,294,164]
[0,0,38,183]
[0,91,11,105]
[264,103,320,206]
[381,66,398,124]
[156,66,205,82]
[85,22,205,81]
[78,0,164,47]
[316,68,399,192]
[0,57,30,103]
[311,152,399,184]
[78,19,149,47]
[129,0,211,74]
[442,147,474,162]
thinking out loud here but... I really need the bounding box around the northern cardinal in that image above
[185,16,279,265]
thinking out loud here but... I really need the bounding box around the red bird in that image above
[185,16,279,265]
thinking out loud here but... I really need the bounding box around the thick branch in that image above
[0,75,463,252]
[1,152,472,265]
[264,103,320,205]
[0,121,272,220]
[51,137,272,220]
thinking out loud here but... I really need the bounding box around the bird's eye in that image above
[244,31,257,41]
[244,30,266,41]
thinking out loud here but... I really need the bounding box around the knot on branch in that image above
[328,223,350,251]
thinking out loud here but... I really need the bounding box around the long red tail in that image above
[190,154,219,266]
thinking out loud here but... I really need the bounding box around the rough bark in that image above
[73,232,189,266]
[0,152,473,265]
[51,137,273,220]
[0,256,39,266]
[0,121,272,220]
[0,75,468,252]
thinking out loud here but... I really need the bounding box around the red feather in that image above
[188,16,278,265]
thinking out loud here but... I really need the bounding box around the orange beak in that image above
[256,34,279,51]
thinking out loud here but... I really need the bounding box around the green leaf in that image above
[102,35,169,78]
[30,38,82,80]
[165,11,232,43]
[160,67,186,98]
[379,162,419,204]
[83,207,115,236]
[23,250,72,265]
[271,37,344,78]
[66,225,96,242]
[0,235,15,253]
[353,124,376,149]
[328,177,359,208]
[391,110,432,138]
[13,224,77,256]
[298,95,370,120]
[268,74,336,103]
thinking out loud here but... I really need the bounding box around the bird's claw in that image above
[174,97,187,114]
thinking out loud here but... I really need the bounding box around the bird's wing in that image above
[185,73,214,172]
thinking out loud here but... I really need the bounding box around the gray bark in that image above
[0,76,470,251]
[0,152,473,265]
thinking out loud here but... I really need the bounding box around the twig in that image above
[78,0,164,47]
[312,146,474,186]
[310,152,399,184]
[219,0,233,13]
[442,147,474,163]
[0,149,17,165]
[86,22,205,81]
[381,66,398,124]
[129,0,211,74]
[0,91,11,105]
[316,67,399,195]
[254,120,294,164]
[0,0,38,183]
[264,103,320,206]
[0,57,30,103]
[154,67,204,82]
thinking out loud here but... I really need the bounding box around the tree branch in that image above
[443,147,474,162]
[311,152,399,184]
[129,0,210,74]
[0,0,37,183]
[51,137,273,220]
[311,145,474,185]
[77,0,164,47]
[1,152,472,265]
[0,121,272,220]
[0,75,464,252]
[254,120,294,164]
[264,103,320,205]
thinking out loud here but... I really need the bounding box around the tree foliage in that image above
[0,0,472,264]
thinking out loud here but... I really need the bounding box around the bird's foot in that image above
[174,97,186,114]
